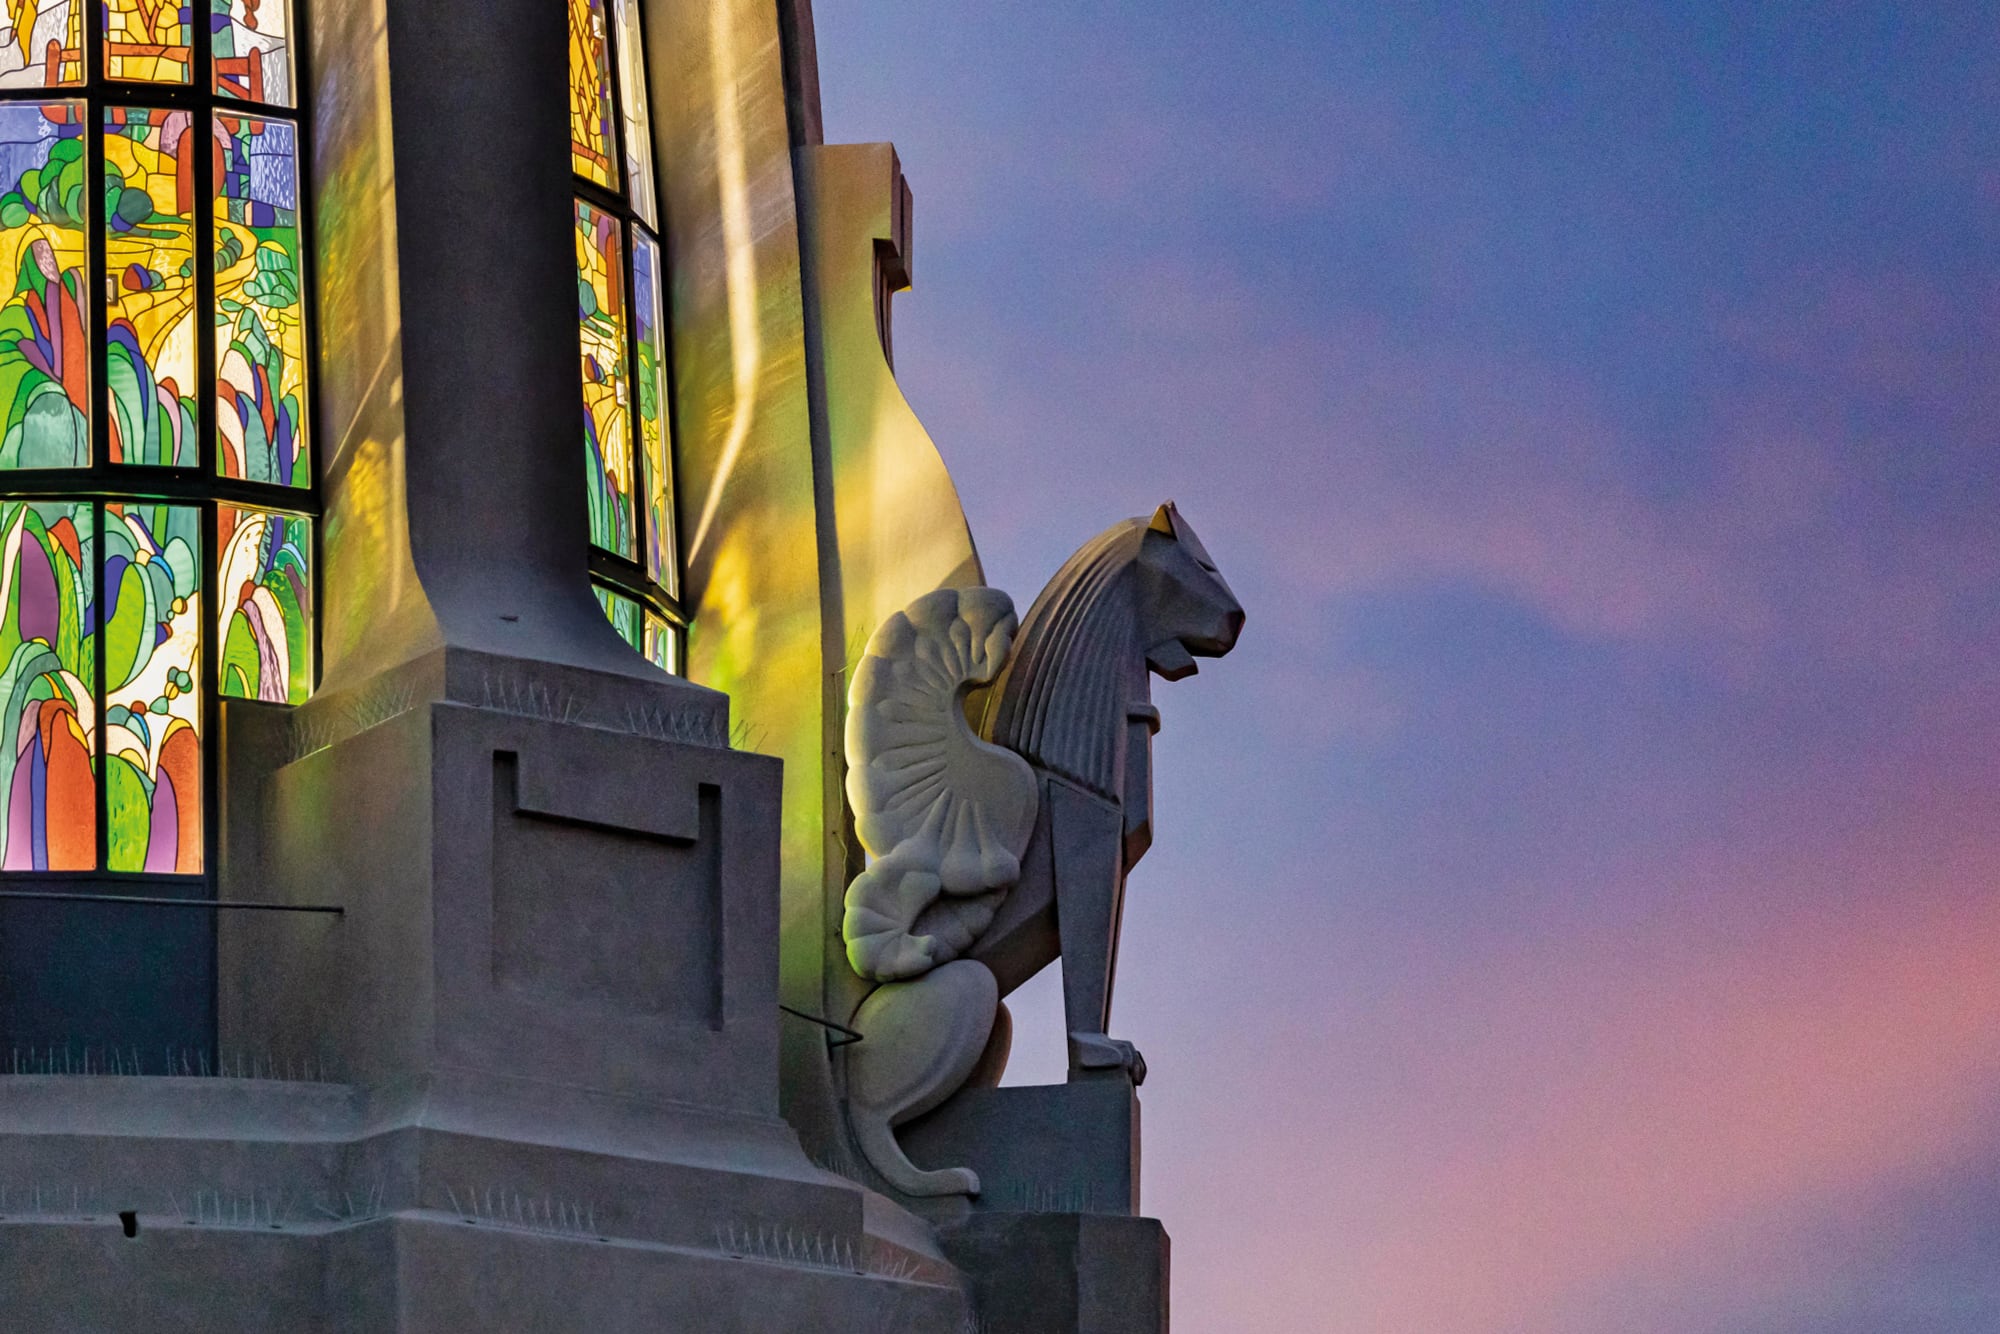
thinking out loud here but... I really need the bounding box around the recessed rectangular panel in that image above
[0,0,83,87]
[632,230,674,593]
[212,0,293,105]
[0,101,88,469]
[103,107,196,467]
[610,0,655,226]
[568,0,614,188]
[102,500,200,873]
[213,113,307,487]
[105,0,192,85]
[491,754,719,1023]
[0,880,215,1069]
[576,199,633,557]
[0,500,95,870]
[218,504,310,704]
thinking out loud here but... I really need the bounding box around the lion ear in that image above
[1148,502,1178,537]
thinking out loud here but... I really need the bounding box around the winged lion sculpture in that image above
[840,503,1243,1197]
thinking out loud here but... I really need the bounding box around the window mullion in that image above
[192,0,214,99]
[93,498,107,871]
[196,110,216,482]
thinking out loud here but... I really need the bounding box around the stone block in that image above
[941,1211,1170,1334]
[900,1075,1140,1215]
[227,683,781,1125]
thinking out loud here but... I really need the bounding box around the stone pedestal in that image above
[0,653,973,1330]
[941,1212,1171,1334]
[901,1075,1143,1217]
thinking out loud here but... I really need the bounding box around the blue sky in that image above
[816,4,2000,1329]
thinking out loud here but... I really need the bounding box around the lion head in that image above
[1135,502,1244,681]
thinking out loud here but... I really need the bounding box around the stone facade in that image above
[0,1,1192,1328]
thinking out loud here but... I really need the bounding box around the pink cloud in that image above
[1156,769,2000,1332]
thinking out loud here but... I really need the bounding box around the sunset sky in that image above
[816,4,2000,1330]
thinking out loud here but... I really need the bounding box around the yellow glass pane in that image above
[103,107,196,466]
[105,0,192,85]
[0,101,89,469]
[214,113,307,486]
[0,0,83,87]
[568,0,614,187]
[577,200,633,557]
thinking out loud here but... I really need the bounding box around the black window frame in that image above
[0,0,321,887]
[573,0,685,673]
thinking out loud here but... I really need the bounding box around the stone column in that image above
[219,0,782,1166]
[302,0,679,690]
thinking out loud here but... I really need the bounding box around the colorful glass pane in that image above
[631,230,674,593]
[213,113,306,487]
[103,107,196,467]
[105,0,192,84]
[0,0,83,87]
[217,504,307,704]
[0,499,94,869]
[212,0,291,105]
[642,610,675,674]
[567,0,613,188]
[576,200,632,557]
[102,500,198,872]
[0,101,87,470]
[594,584,641,655]
[610,0,654,228]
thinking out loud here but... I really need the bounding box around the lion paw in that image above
[1067,1032,1147,1086]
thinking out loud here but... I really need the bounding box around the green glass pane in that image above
[594,584,643,657]
[632,230,674,593]
[104,107,198,467]
[103,500,201,873]
[214,112,307,487]
[577,200,633,557]
[0,499,94,868]
[0,101,89,470]
[642,610,676,675]
[218,504,311,705]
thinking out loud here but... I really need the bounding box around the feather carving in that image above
[843,587,1037,981]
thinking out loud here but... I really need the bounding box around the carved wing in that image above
[843,587,1038,982]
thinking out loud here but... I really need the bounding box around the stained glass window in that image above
[572,0,682,674]
[576,199,632,558]
[212,0,291,105]
[104,106,194,466]
[217,503,308,704]
[643,609,676,674]
[0,499,95,869]
[0,4,314,886]
[0,100,88,468]
[104,0,191,85]
[103,499,199,871]
[595,583,639,647]
[568,0,613,189]
[215,112,304,486]
[0,1,83,88]
[631,229,673,593]
[609,0,653,229]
